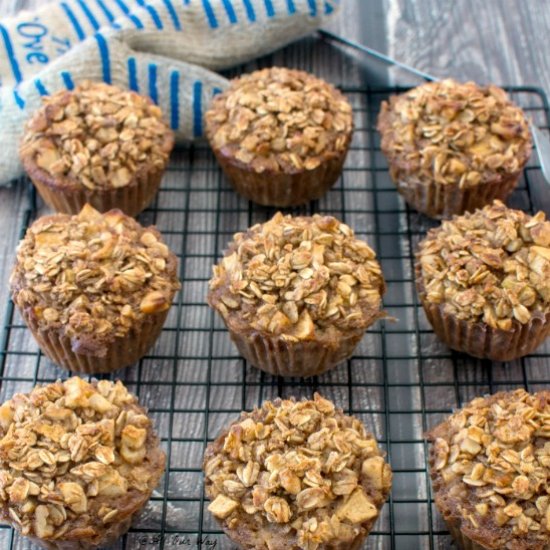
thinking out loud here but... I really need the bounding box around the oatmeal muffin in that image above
[416,200,550,361]
[204,67,353,206]
[0,377,165,549]
[427,389,550,550]
[208,212,385,377]
[203,393,392,550]
[377,79,532,219]
[19,81,174,216]
[10,204,180,374]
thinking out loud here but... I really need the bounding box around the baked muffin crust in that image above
[20,81,174,192]
[205,67,353,175]
[203,394,392,550]
[10,204,180,357]
[208,212,385,345]
[416,200,550,330]
[427,390,550,549]
[0,377,165,546]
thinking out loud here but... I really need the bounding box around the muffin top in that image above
[10,204,180,355]
[208,212,385,342]
[203,394,392,550]
[377,79,532,187]
[204,67,353,174]
[19,81,174,191]
[427,389,550,549]
[0,377,165,543]
[416,200,550,329]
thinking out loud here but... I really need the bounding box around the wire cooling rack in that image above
[0,86,549,550]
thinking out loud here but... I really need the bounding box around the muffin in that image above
[19,81,174,216]
[204,67,353,206]
[207,212,385,377]
[415,200,550,361]
[377,79,532,219]
[203,393,392,550]
[10,204,180,374]
[0,376,165,549]
[427,389,550,550]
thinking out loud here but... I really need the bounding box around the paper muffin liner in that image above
[18,307,170,374]
[212,144,351,207]
[28,514,134,550]
[225,326,365,378]
[395,171,521,220]
[27,166,166,217]
[446,522,491,550]
[415,266,550,361]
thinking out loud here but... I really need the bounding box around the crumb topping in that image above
[20,81,174,191]
[208,212,385,341]
[417,200,550,328]
[205,67,353,174]
[0,377,164,540]
[377,79,532,187]
[204,394,392,549]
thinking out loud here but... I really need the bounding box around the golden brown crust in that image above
[19,81,174,215]
[0,377,165,548]
[426,390,550,550]
[415,200,550,360]
[203,394,392,550]
[207,212,385,376]
[204,67,353,206]
[377,80,532,218]
[10,204,180,370]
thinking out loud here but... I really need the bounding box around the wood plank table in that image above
[0,2,549,549]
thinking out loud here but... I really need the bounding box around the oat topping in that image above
[0,377,164,540]
[205,67,353,174]
[20,81,174,191]
[428,390,550,544]
[377,79,532,187]
[10,204,180,352]
[204,394,392,549]
[417,200,550,329]
[208,213,385,341]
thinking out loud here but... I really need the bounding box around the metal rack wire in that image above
[0,85,549,550]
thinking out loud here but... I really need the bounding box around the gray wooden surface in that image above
[0,2,549,550]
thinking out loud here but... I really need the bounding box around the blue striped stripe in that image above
[286,0,296,14]
[127,57,138,91]
[95,0,121,28]
[60,3,86,40]
[221,0,237,23]
[136,0,163,29]
[148,63,158,103]
[13,89,25,109]
[242,0,256,21]
[170,71,179,130]
[161,0,181,29]
[114,0,143,28]
[324,1,334,14]
[193,81,203,138]
[202,0,218,28]
[264,0,275,17]
[307,0,317,16]
[34,79,48,96]
[213,87,223,96]
[0,24,22,83]
[77,0,100,31]
[61,71,75,90]
[95,33,111,83]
